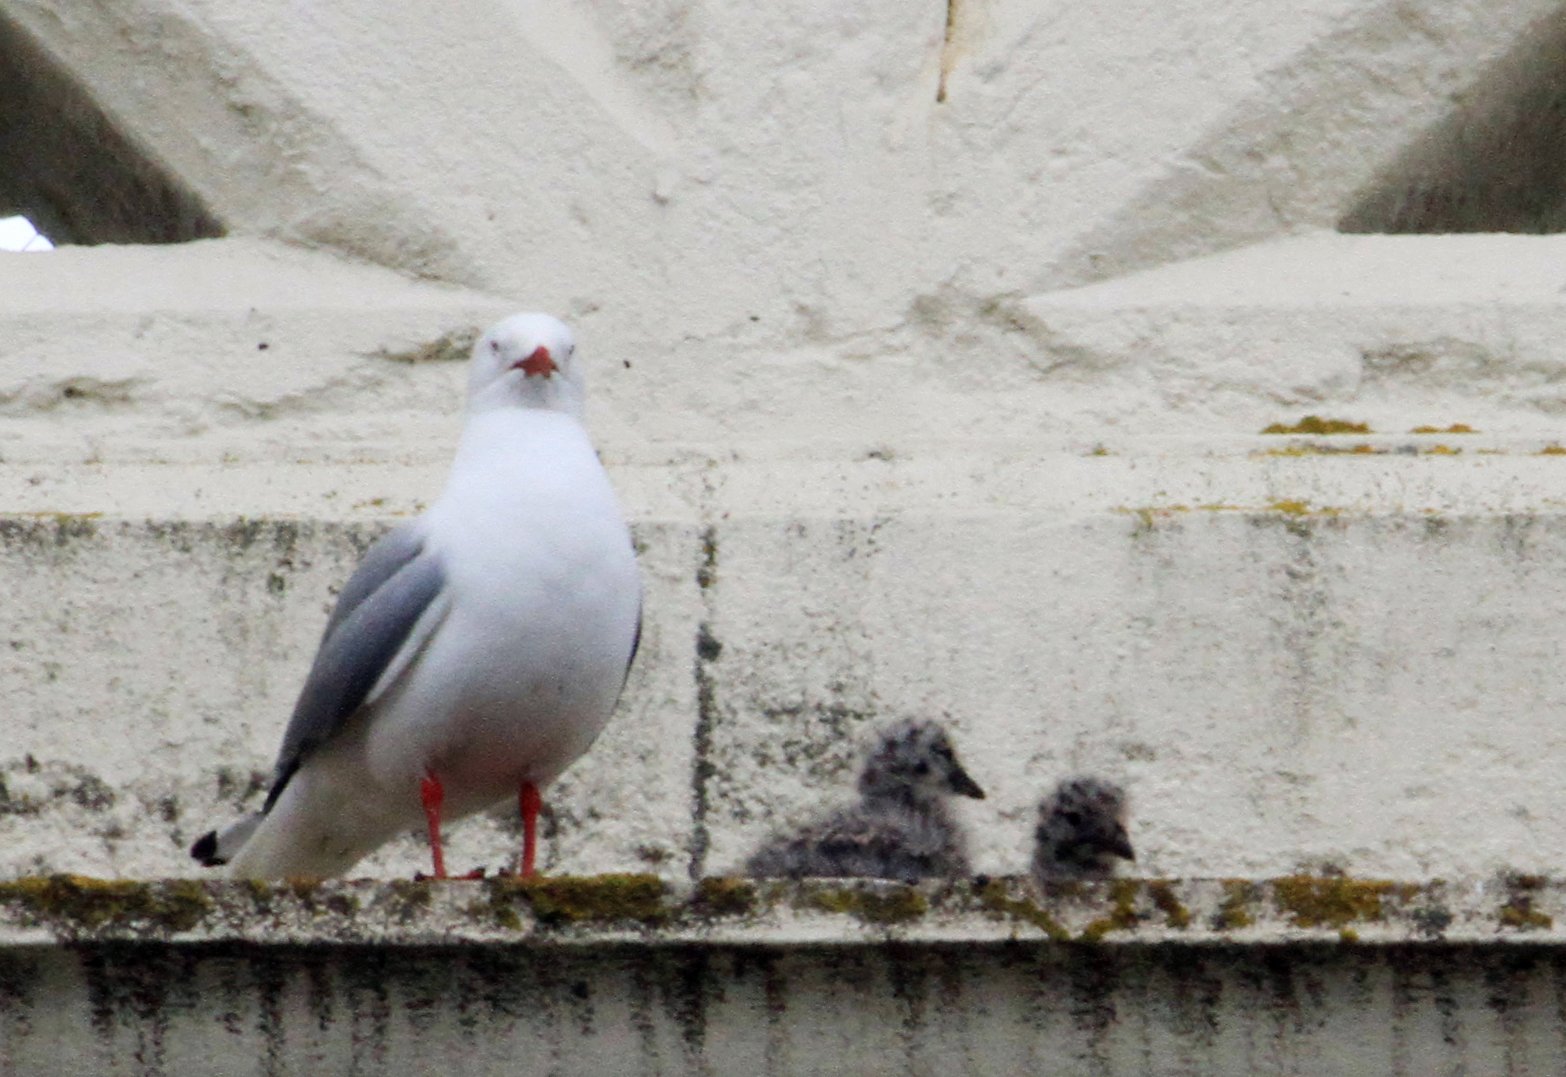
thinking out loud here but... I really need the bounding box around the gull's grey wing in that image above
[263,527,446,811]
[318,523,430,642]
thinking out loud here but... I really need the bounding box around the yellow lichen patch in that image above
[973,879,1069,941]
[802,884,928,926]
[1079,878,1142,941]
[1214,880,1258,930]
[1497,902,1551,930]
[1266,500,1341,518]
[483,873,669,928]
[1423,444,1461,455]
[1541,446,1566,456]
[0,874,212,933]
[1498,873,1553,931]
[1146,880,1191,929]
[1272,875,1395,929]
[692,877,758,918]
[1410,424,1476,434]
[1261,416,1372,435]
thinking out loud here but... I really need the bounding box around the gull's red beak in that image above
[514,345,556,378]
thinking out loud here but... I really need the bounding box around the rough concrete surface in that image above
[6,447,1566,883]
[0,876,1562,1076]
[12,234,1566,468]
[4,0,1562,344]
[20,934,1566,1076]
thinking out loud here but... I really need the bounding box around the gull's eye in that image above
[490,340,500,354]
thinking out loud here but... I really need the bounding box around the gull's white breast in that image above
[361,408,641,818]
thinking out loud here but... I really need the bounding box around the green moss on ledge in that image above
[0,875,212,933]
[1214,880,1258,930]
[383,878,435,922]
[1258,442,1380,457]
[1146,880,1191,929]
[1272,875,1399,929]
[1079,879,1142,942]
[482,873,669,928]
[974,879,1069,941]
[802,885,928,926]
[692,877,758,918]
[262,878,360,917]
[1499,874,1553,931]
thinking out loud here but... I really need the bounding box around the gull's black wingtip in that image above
[190,830,226,867]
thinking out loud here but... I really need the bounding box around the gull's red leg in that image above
[519,782,542,877]
[420,770,448,879]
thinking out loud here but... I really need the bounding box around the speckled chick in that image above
[744,719,987,882]
[1031,776,1134,883]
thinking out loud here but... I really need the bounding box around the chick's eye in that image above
[913,761,930,776]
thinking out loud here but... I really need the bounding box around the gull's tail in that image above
[189,813,264,867]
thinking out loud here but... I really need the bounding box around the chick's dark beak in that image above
[948,764,986,800]
[515,345,556,378]
[1104,826,1135,862]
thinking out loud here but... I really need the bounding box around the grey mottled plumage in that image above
[1031,776,1134,883]
[744,719,986,882]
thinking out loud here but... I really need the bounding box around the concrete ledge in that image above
[0,876,1563,1075]
[0,874,1558,948]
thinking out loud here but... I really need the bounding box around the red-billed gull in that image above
[192,313,642,880]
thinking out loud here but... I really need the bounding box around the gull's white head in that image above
[467,312,586,419]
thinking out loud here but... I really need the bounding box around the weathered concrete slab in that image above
[0,876,1561,1076]
[1021,234,1566,435]
[6,0,1554,310]
[9,235,1566,472]
[4,445,1566,881]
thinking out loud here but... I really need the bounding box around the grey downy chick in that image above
[744,718,986,882]
[1031,776,1134,883]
